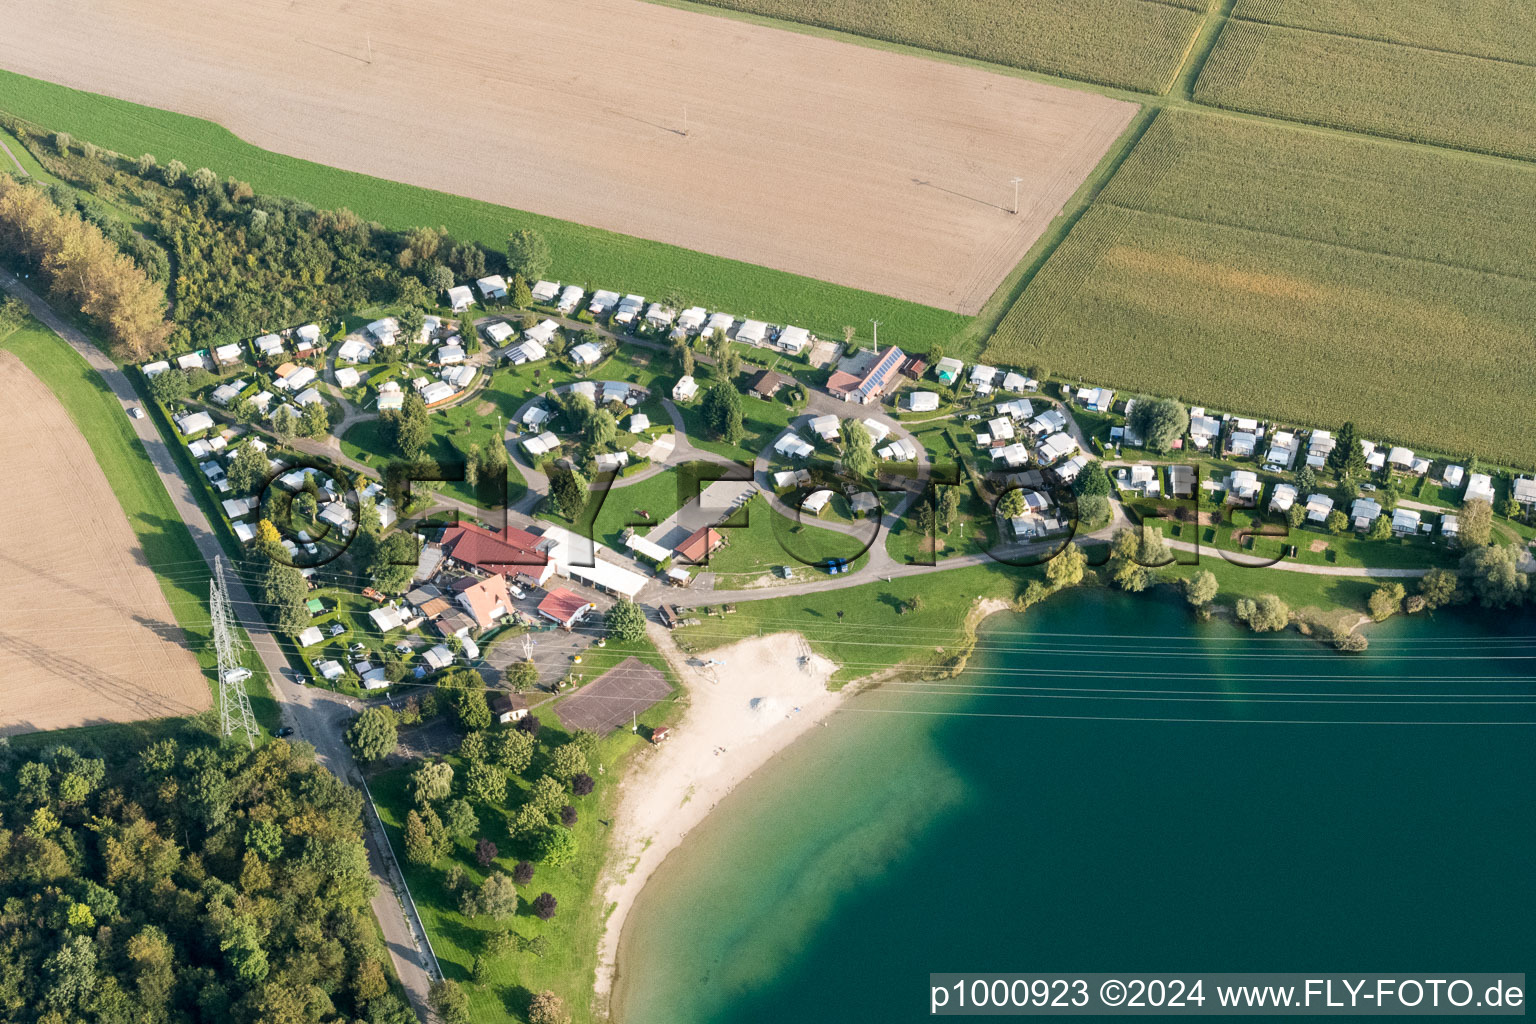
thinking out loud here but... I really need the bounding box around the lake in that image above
[614,589,1536,1023]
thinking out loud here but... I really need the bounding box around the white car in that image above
[127,406,145,419]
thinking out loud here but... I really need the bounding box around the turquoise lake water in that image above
[613,590,1536,1023]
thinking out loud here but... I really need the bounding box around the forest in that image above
[0,731,415,1024]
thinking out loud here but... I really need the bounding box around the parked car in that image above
[273,726,294,738]
[127,406,145,419]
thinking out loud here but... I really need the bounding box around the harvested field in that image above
[0,0,1136,316]
[0,351,207,736]
[677,0,1208,93]
[1195,19,1536,160]
[556,656,672,734]
[985,111,1536,467]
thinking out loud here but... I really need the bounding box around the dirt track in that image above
[0,0,1134,314]
[0,351,207,736]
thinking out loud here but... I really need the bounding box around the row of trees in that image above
[0,174,172,358]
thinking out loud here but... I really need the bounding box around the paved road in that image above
[0,270,438,1021]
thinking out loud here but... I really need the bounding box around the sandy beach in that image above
[594,628,848,1003]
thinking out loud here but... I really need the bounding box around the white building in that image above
[570,341,605,366]
[808,414,840,441]
[777,326,811,354]
[477,274,508,300]
[1270,483,1298,512]
[336,338,375,364]
[672,375,699,402]
[436,344,466,365]
[736,320,768,346]
[677,307,707,332]
[446,285,474,312]
[1465,473,1495,505]
[334,367,361,389]
[774,432,814,460]
[532,280,561,304]
[1305,493,1334,522]
[557,284,584,314]
[588,289,620,315]
[509,339,547,366]
[525,319,560,345]
[907,391,940,413]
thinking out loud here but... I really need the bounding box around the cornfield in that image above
[1230,0,1535,65]
[1195,20,1536,161]
[684,0,1209,93]
[985,112,1536,468]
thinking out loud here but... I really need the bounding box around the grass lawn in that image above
[0,319,279,730]
[367,634,680,1024]
[592,471,688,549]
[676,561,1030,685]
[705,499,875,586]
[672,377,799,462]
[342,397,528,510]
[0,69,966,350]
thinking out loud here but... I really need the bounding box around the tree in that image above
[1130,398,1188,452]
[506,229,552,280]
[588,407,618,448]
[465,760,508,805]
[538,823,579,866]
[1046,544,1086,588]
[148,367,189,404]
[475,837,499,868]
[572,772,595,797]
[367,531,417,594]
[1458,498,1493,547]
[549,464,589,521]
[1295,465,1318,494]
[1077,493,1110,528]
[1180,569,1218,607]
[491,728,535,773]
[531,775,566,815]
[511,272,533,309]
[532,892,559,919]
[346,708,398,762]
[513,860,536,885]
[442,798,480,840]
[476,872,519,919]
[1459,545,1528,608]
[914,499,936,536]
[1074,460,1111,498]
[136,152,157,176]
[528,991,573,1024]
[1285,502,1306,529]
[997,488,1027,519]
[261,557,310,636]
[701,380,744,443]
[1327,421,1367,478]
[1325,509,1349,535]
[549,743,589,783]
[404,808,442,865]
[1107,527,1168,592]
[508,659,539,694]
[163,159,186,186]
[841,419,876,480]
[299,399,329,439]
[410,760,454,805]
[226,441,269,495]
[1235,594,1290,632]
[190,167,219,193]
[1418,567,1459,609]
[938,487,960,533]
[389,393,431,460]
[1367,514,1393,541]
[271,404,295,443]
[1368,582,1405,621]
[455,688,492,731]
[607,598,647,642]
[429,979,472,1024]
[1333,629,1369,652]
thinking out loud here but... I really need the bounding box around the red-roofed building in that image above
[537,588,592,629]
[673,526,724,564]
[440,522,555,586]
[452,574,513,631]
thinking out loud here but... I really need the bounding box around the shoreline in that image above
[593,627,851,1011]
